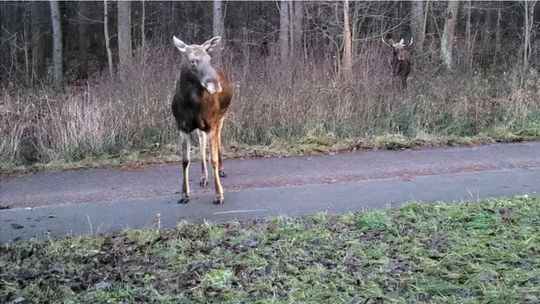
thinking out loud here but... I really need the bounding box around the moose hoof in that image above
[213,198,224,205]
[219,170,227,178]
[178,196,190,204]
[199,178,209,188]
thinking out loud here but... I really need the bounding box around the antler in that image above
[408,37,414,46]
[381,37,392,47]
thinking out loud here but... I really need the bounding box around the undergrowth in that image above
[1,45,539,173]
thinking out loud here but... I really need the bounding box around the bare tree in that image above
[279,0,290,65]
[49,0,62,88]
[440,1,460,70]
[465,0,472,67]
[342,0,352,80]
[104,0,113,76]
[522,0,537,75]
[78,1,89,79]
[141,0,146,48]
[291,1,304,60]
[213,0,224,64]
[118,0,132,74]
[494,3,502,62]
[410,0,425,52]
[31,1,47,81]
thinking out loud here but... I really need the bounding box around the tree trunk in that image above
[522,1,537,76]
[279,0,290,65]
[23,5,31,84]
[49,0,62,88]
[440,1,460,70]
[291,1,303,60]
[117,0,132,75]
[494,3,502,64]
[465,0,472,67]
[104,0,113,76]
[480,7,494,58]
[351,1,361,55]
[410,0,425,53]
[342,0,352,80]
[213,0,224,64]
[31,1,47,82]
[0,2,5,82]
[141,0,145,49]
[78,1,89,79]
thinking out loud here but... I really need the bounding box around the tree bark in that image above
[279,0,290,65]
[522,1,537,76]
[465,0,472,67]
[480,7,495,56]
[78,1,89,79]
[117,0,132,75]
[410,0,425,53]
[213,0,224,64]
[31,1,47,81]
[104,0,113,76]
[141,0,145,49]
[342,0,352,80]
[291,1,303,60]
[49,0,62,88]
[494,3,502,64]
[440,1,460,70]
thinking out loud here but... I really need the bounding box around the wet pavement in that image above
[1,142,539,242]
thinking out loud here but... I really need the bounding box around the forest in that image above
[0,1,539,171]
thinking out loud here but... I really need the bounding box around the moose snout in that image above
[203,80,223,94]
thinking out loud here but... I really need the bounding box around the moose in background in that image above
[382,37,414,89]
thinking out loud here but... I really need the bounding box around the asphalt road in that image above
[1,142,539,243]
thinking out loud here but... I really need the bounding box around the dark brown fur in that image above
[171,68,232,134]
[391,46,412,89]
[383,38,413,90]
[172,63,233,205]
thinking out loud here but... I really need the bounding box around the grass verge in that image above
[2,131,538,176]
[1,196,539,303]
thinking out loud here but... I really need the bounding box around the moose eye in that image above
[191,59,199,66]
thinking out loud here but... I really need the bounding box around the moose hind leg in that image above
[198,130,209,187]
[178,131,191,204]
[210,129,224,205]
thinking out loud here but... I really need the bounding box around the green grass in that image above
[2,129,539,176]
[1,196,539,303]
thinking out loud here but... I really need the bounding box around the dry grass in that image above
[1,43,539,172]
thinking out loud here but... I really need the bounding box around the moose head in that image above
[173,36,223,94]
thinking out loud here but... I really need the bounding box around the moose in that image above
[382,37,414,89]
[171,36,233,205]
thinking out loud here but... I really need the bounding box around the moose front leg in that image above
[210,128,225,205]
[217,118,226,178]
[178,131,191,204]
[197,130,209,187]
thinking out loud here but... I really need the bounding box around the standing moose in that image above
[171,36,233,205]
[382,37,414,89]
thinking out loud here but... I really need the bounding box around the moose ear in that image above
[202,36,222,52]
[173,36,187,53]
